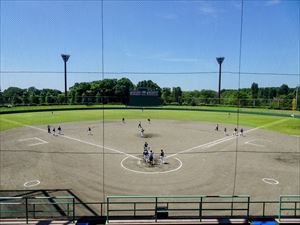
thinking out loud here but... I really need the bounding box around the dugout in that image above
[128,88,162,106]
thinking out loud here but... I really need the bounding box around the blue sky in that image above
[0,0,299,91]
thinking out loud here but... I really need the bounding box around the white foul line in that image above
[2,118,139,160]
[62,135,139,160]
[166,118,289,158]
[2,117,289,161]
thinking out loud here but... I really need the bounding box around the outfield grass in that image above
[1,104,299,115]
[1,109,299,134]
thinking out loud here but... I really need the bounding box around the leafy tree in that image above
[3,87,24,104]
[11,94,23,104]
[69,82,91,97]
[99,79,118,97]
[46,94,55,104]
[251,82,259,99]
[57,94,65,104]
[75,92,81,104]
[29,94,39,104]
[237,89,250,106]
[86,90,95,103]
[39,95,46,104]
[22,93,30,105]
[136,80,161,96]
[27,86,40,96]
[172,87,182,103]
[96,92,102,103]
[115,78,134,104]
[70,94,76,104]
[0,91,4,104]
[278,84,289,95]
[221,90,238,106]
[82,93,88,104]
[162,88,172,104]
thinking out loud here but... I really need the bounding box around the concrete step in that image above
[275,218,300,224]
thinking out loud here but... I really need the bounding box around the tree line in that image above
[0,78,298,110]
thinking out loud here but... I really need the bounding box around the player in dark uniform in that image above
[47,125,51,133]
[160,149,165,164]
[143,148,149,162]
[224,127,227,136]
[122,118,125,123]
[233,127,237,136]
[52,127,56,136]
[140,128,145,137]
[88,127,92,135]
[147,118,151,124]
[144,142,148,150]
[149,150,154,165]
[58,126,62,135]
[240,128,244,136]
[138,121,142,128]
[215,124,219,131]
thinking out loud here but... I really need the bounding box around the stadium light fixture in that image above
[61,54,70,101]
[216,57,225,104]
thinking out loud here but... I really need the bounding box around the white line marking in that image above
[120,156,183,174]
[291,135,300,138]
[18,138,35,141]
[167,118,289,158]
[244,140,265,147]
[2,117,289,163]
[62,135,139,160]
[245,142,264,147]
[2,118,139,160]
[33,137,48,144]
[262,178,279,185]
[24,180,40,187]
[18,137,48,146]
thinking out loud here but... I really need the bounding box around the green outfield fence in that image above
[1,105,299,119]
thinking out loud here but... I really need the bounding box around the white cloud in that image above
[230,0,242,10]
[197,2,218,18]
[265,0,281,6]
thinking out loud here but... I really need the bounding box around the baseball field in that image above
[0,107,299,217]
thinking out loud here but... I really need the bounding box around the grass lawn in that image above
[1,104,299,116]
[1,109,299,134]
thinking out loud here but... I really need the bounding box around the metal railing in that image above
[278,195,300,221]
[1,195,300,223]
[106,195,251,223]
[0,196,75,223]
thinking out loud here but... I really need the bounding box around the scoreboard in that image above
[128,88,162,106]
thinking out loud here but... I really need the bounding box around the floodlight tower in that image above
[296,86,299,110]
[61,54,70,101]
[216,57,225,104]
